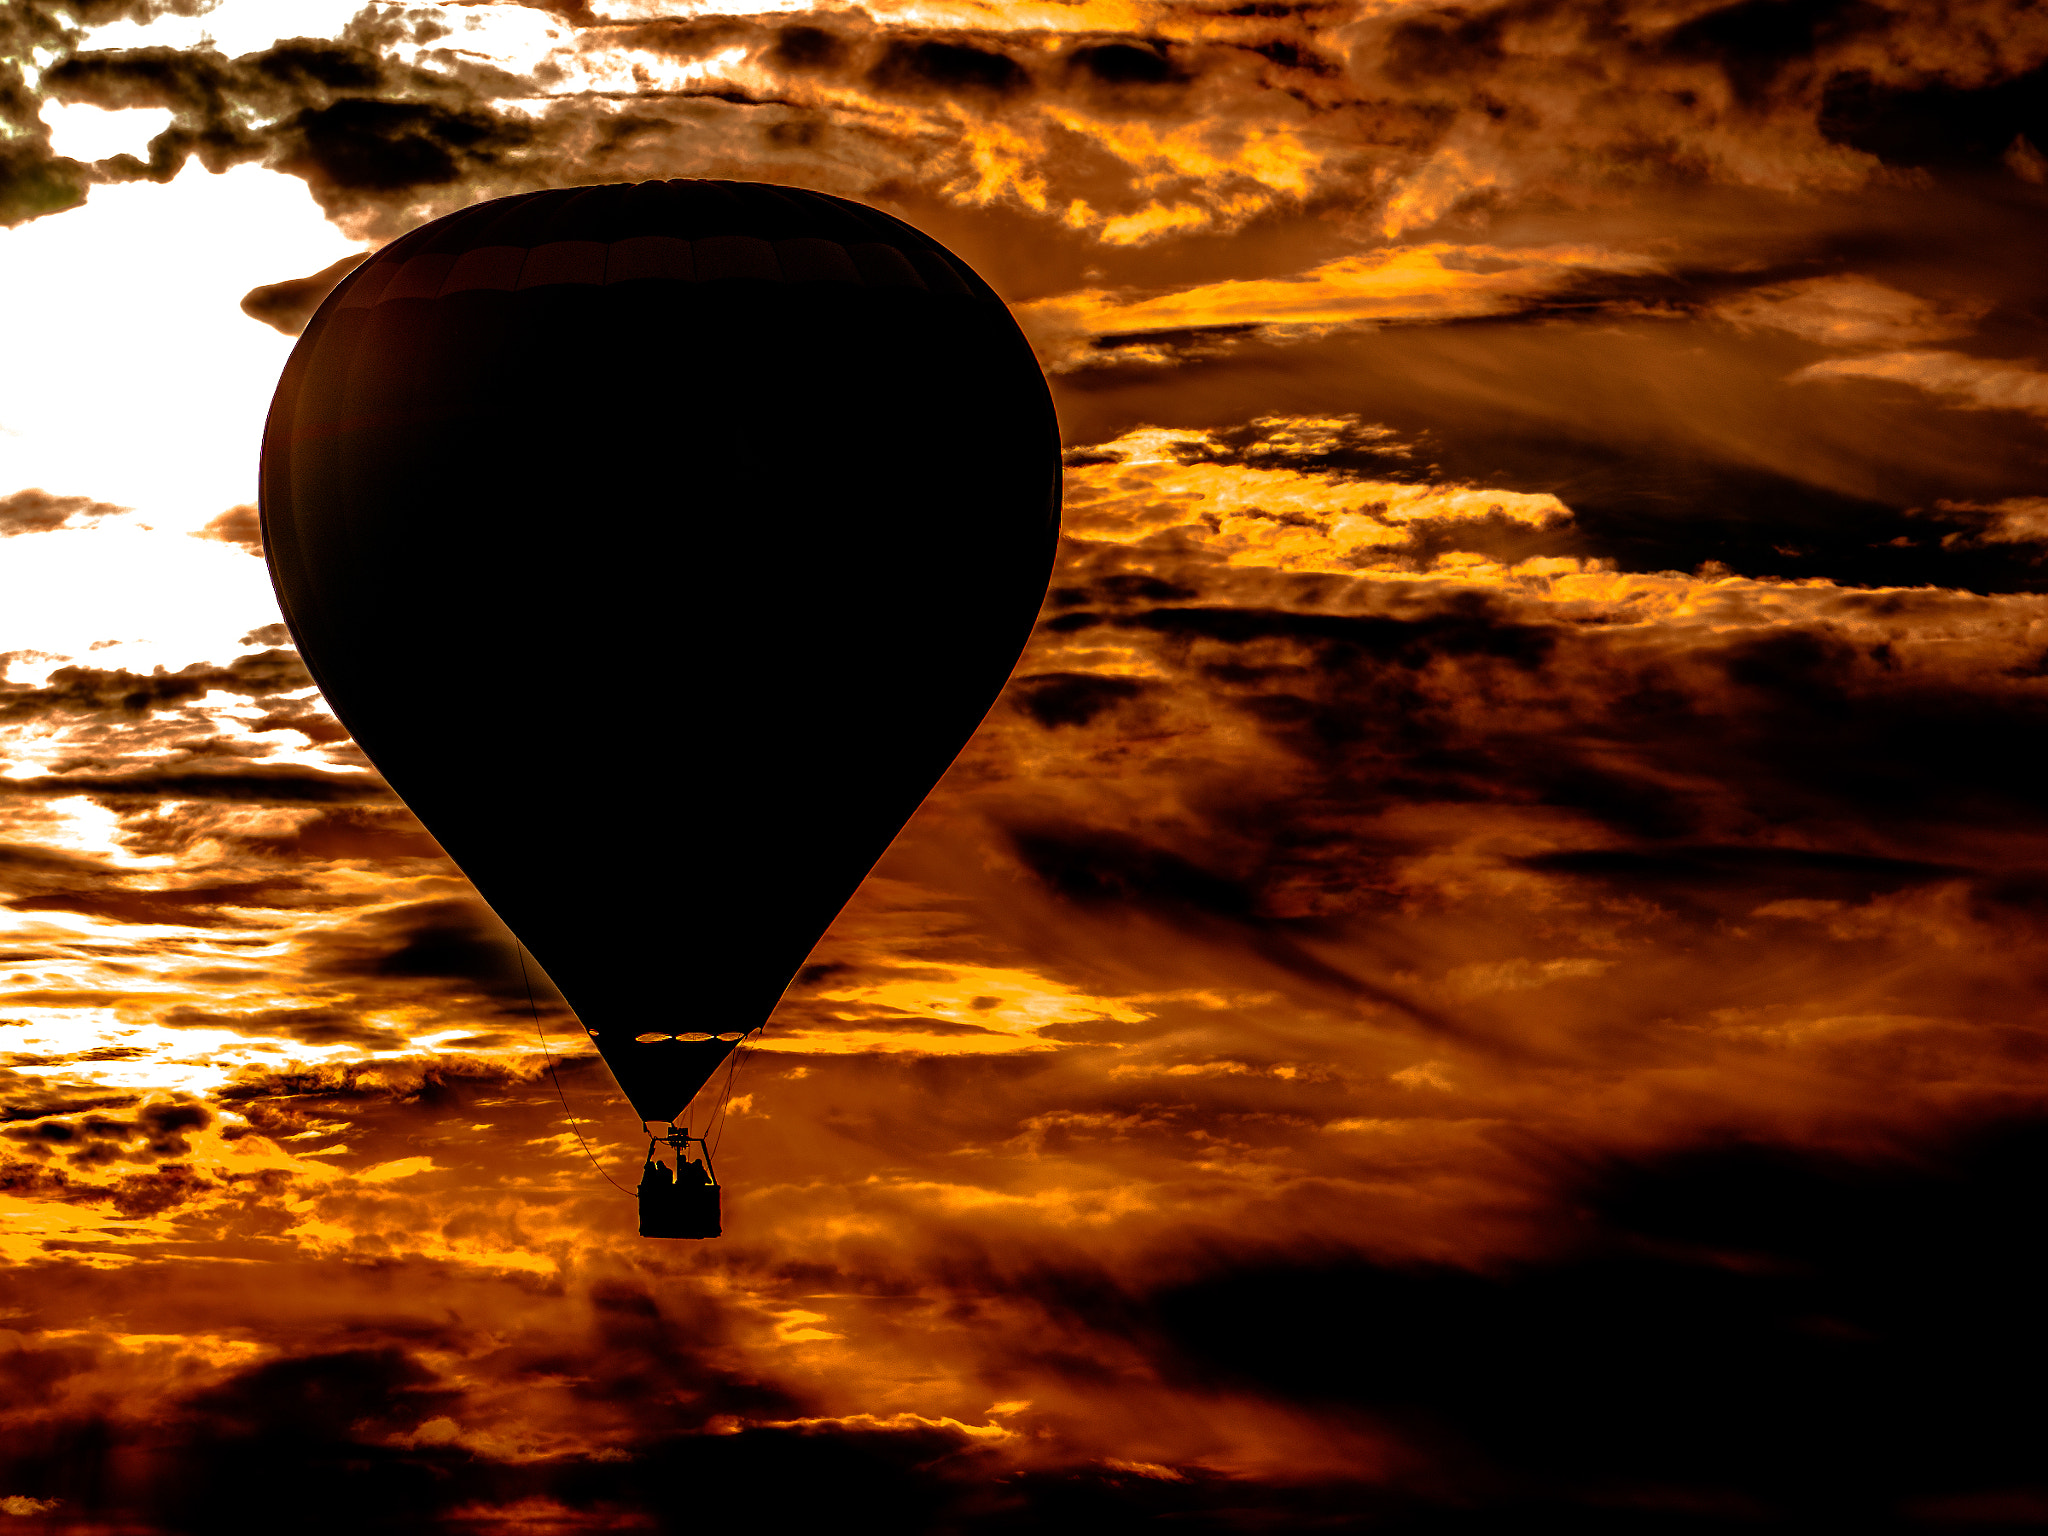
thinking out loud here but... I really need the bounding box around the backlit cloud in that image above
[4,0,2048,1529]
[1796,348,2048,419]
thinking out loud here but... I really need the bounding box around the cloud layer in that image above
[4,0,2048,1530]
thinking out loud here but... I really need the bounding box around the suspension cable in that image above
[518,941,632,1196]
[709,1022,764,1161]
[706,1040,743,1160]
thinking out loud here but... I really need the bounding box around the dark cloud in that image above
[1122,598,1556,671]
[358,904,521,986]
[1147,1116,2048,1522]
[1821,60,2048,171]
[1109,581,2048,851]
[0,1230,1418,1536]
[1009,672,1149,729]
[86,800,428,871]
[298,898,554,1011]
[1046,572,1200,606]
[0,648,312,723]
[1521,843,1961,896]
[148,1347,477,1535]
[213,1056,544,1140]
[103,1162,212,1218]
[271,96,532,200]
[870,529,2048,1124]
[0,1153,76,1201]
[1377,4,1512,86]
[245,695,350,745]
[158,1002,399,1049]
[869,39,1032,99]
[1338,0,2048,203]
[230,807,444,865]
[0,4,92,224]
[0,1326,1152,1536]
[4,765,388,805]
[769,24,847,73]
[1661,0,1890,103]
[0,140,87,225]
[1013,826,1266,923]
[0,1377,1389,1536]
[1068,42,1183,89]
[6,874,313,929]
[1,1097,210,1166]
[39,29,540,231]
[0,834,353,938]
[0,841,118,890]
[1005,823,1465,1032]
[2,1046,148,1066]
[1517,844,1976,928]
[0,488,127,536]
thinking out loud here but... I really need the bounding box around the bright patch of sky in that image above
[585,0,1143,22]
[587,0,815,17]
[570,43,755,97]
[0,163,359,668]
[414,5,570,84]
[75,0,570,80]
[76,0,375,55]
[39,102,173,162]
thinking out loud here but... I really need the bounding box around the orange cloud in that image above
[1019,243,1662,368]
[1795,349,2048,419]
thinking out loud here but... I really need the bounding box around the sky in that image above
[2,0,2048,1531]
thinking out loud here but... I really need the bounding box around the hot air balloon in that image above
[258,180,1061,1238]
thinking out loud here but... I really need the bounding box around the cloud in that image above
[869,38,1033,100]
[2,1097,211,1167]
[0,840,119,890]
[238,250,366,335]
[1018,243,1663,370]
[1146,1115,2048,1515]
[1795,349,2048,419]
[1933,496,2048,548]
[1008,672,1149,729]
[0,489,127,537]
[1055,421,1575,576]
[1344,0,2048,232]
[38,30,542,235]
[8,3,2048,1526]
[243,694,350,745]
[192,503,263,554]
[1716,274,1985,349]
[0,1249,1411,1535]
[0,1318,1171,1536]
[0,647,312,723]
[289,898,565,1029]
[270,95,536,212]
[16,0,2032,258]
[1,766,389,804]
[7,873,314,930]
[226,807,444,865]
[1056,295,2048,591]
[1820,52,2048,173]
[156,1004,398,1050]
[0,5,89,225]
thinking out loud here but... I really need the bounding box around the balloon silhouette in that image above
[259,181,1061,1232]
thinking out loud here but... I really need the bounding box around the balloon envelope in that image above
[260,180,1061,1124]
